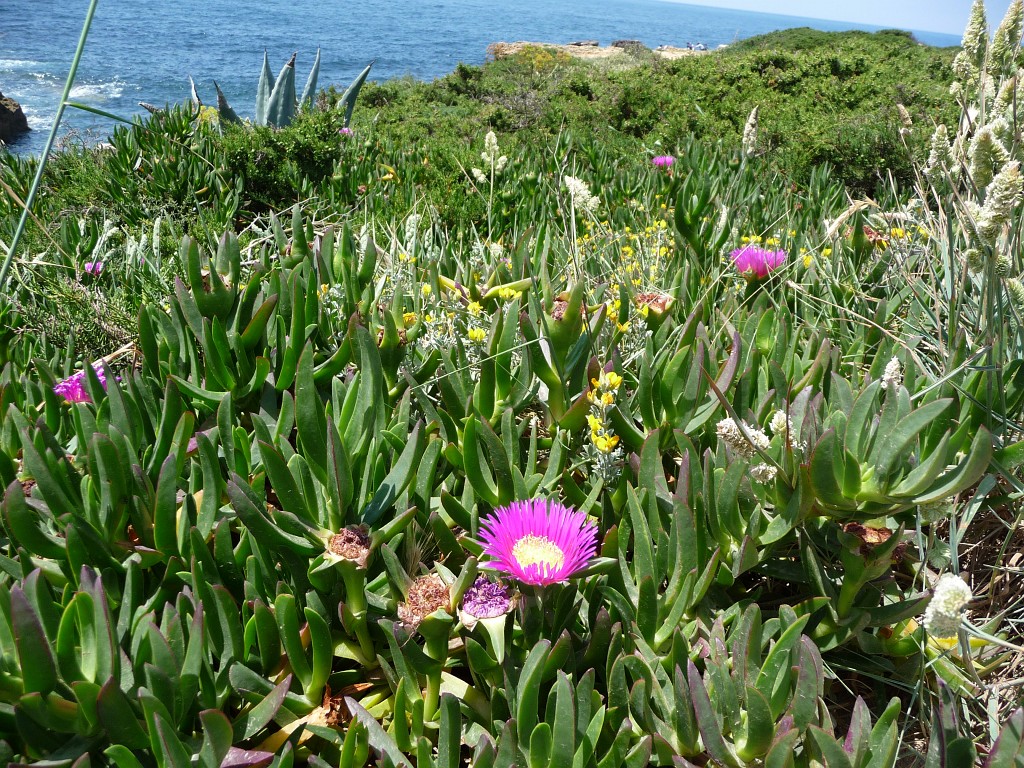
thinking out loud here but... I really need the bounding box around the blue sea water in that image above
[1,0,961,155]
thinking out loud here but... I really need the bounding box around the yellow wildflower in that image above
[403,312,418,326]
[468,327,487,343]
[593,434,620,453]
[421,284,432,297]
[468,301,483,316]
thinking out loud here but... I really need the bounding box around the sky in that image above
[670,1,1014,36]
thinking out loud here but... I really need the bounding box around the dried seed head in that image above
[397,574,451,628]
[327,526,371,568]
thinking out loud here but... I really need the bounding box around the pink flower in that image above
[53,365,108,403]
[339,127,353,135]
[730,246,787,279]
[84,261,104,275]
[478,499,599,586]
[652,155,675,168]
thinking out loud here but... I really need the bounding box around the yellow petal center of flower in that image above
[512,535,565,572]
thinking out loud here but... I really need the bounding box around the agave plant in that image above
[193,50,373,128]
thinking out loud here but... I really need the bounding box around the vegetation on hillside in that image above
[0,6,1021,767]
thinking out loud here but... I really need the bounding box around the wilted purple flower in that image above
[461,576,513,620]
[84,261,104,275]
[651,155,675,168]
[730,246,787,279]
[478,499,599,586]
[53,365,108,403]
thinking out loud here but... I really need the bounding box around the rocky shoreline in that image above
[0,91,29,145]
[487,40,717,61]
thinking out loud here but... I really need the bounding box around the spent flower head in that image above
[325,525,371,568]
[397,574,450,628]
[478,499,599,586]
[460,576,514,621]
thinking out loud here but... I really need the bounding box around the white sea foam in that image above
[0,59,40,70]
[69,81,127,101]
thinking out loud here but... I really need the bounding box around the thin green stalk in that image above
[0,0,100,291]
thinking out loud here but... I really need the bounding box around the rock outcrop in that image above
[487,41,709,62]
[0,92,29,144]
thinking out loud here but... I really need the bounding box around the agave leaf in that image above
[299,48,321,109]
[189,75,202,107]
[267,52,297,128]
[255,50,272,125]
[338,60,374,127]
[213,81,240,124]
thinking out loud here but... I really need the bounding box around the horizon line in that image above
[655,0,964,39]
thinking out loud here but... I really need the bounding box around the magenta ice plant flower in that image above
[651,155,675,168]
[478,499,599,586]
[53,365,108,403]
[730,245,787,279]
[339,127,353,135]
[84,261,104,275]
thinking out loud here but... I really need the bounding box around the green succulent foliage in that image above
[809,373,993,521]
[206,51,372,129]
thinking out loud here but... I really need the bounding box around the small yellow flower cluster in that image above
[586,370,625,481]
[497,286,523,302]
[587,370,622,408]
[577,213,674,293]
[587,414,619,453]
[798,246,832,269]
[468,327,487,343]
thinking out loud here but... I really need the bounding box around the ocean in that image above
[1,0,961,156]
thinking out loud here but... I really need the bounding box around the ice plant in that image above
[479,499,598,586]
[397,574,451,628]
[83,261,103,275]
[651,155,675,168]
[53,365,108,403]
[923,574,973,639]
[730,245,786,279]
